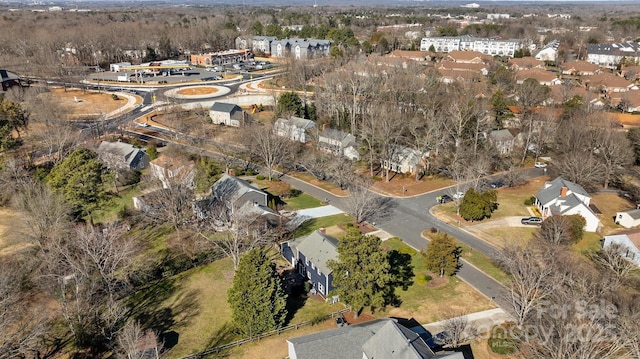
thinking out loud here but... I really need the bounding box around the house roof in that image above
[606,228,640,249]
[536,177,590,207]
[446,50,487,63]
[515,68,558,84]
[210,102,241,114]
[437,60,487,72]
[321,128,357,147]
[275,116,316,130]
[508,57,545,70]
[150,153,194,171]
[289,230,339,275]
[362,320,437,359]
[211,174,266,206]
[582,73,635,90]
[587,41,640,56]
[619,208,640,220]
[561,60,600,74]
[390,145,424,166]
[97,141,147,169]
[388,50,433,61]
[489,129,514,142]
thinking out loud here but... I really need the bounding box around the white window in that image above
[317,282,325,294]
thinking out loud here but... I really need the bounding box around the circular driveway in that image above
[163,85,231,99]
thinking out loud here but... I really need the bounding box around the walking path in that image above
[422,308,513,335]
[296,205,344,218]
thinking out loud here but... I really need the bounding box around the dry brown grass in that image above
[371,173,455,197]
[176,87,218,95]
[49,87,138,117]
[591,192,634,235]
[0,207,31,255]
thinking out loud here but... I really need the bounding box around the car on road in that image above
[521,216,543,225]
[534,161,547,168]
[437,194,453,204]
[452,191,465,199]
[490,181,505,189]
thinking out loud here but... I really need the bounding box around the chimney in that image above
[560,186,568,198]
[319,227,326,234]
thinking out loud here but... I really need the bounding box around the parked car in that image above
[426,331,451,349]
[521,216,543,225]
[452,191,465,200]
[437,194,453,204]
[336,316,347,327]
[490,181,505,189]
[534,161,547,168]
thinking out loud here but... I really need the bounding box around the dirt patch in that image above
[176,87,218,95]
[48,87,136,117]
[615,113,640,126]
[342,310,376,325]
[425,272,449,288]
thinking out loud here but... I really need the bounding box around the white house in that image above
[149,154,196,189]
[420,35,524,57]
[318,128,360,160]
[382,145,427,175]
[209,102,246,127]
[274,116,316,143]
[615,208,640,228]
[587,42,640,69]
[534,40,560,62]
[603,231,640,266]
[535,177,601,232]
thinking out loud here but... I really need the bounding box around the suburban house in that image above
[534,40,560,62]
[560,60,600,76]
[195,174,279,225]
[488,129,517,154]
[149,153,196,189]
[515,68,561,86]
[535,177,601,232]
[436,61,489,76]
[382,145,428,175]
[287,318,464,359]
[445,50,488,64]
[97,141,149,171]
[603,230,640,266]
[281,229,338,298]
[388,50,434,62]
[583,73,637,93]
[508,57,545,71]
[587,42,640,69]
[274,116,316,143]
[209,102,247,127]
[615,208,640,228]
[620,65,640,81]
[318,128,360,160]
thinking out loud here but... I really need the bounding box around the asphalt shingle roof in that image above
[210,102,241,114]
[289,230,339,275]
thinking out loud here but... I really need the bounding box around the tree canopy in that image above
[422,233,461,277]
[459,188,498,221]
[0,100,29,151]
[277,92,304,117]
[328,228,399,315]
[227,247,288,337]
[47,147,106,218]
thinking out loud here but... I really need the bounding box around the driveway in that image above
[295,205,344,219]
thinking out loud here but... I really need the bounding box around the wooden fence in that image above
[180,306,351,359]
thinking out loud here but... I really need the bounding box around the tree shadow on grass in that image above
[282,270,308,326]
[127,277,201,350]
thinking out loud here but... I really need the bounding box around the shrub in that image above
[271,177,280,182]
[524,196,535,206]
[245,169,258,176]
[256,174,265,180]
[415,274,431,285]
[488,322,519,355]
[290,188,302,197]
[430,227,438,233]
[111,94,119,100]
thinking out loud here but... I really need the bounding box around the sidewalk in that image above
[422,308,513,335]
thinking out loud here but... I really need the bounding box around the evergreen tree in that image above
[422,233,460,277]
[459,188,498,221]
[277,92,304,117]
[327,228,394,316]
[0,100,28,151]
[47,147,106,218]
[227,248,288,337]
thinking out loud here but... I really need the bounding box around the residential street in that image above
[283,168,543,310]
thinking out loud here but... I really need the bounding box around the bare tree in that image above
[591,243,637,284]
[516,79,550,165]
[345,177,382,224]
[117,320,162,359]
[593,127,634,189]
[242,124,292,181]
[139,182,195,233]
[440,311,478,348]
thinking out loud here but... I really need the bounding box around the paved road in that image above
[283,169,544,310]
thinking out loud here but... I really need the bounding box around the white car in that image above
[452,191,465,199]
[534,161,547,168]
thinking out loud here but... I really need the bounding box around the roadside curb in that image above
[282,174,351,198]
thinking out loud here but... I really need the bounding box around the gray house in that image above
[535,177,601,232]
[489,129,516,155]
[274,116,316,143]
[281,229,338,298]
[97,141,149,171]
[603,230,640,266]
[318,128,360,160]
[209,102,247,127]
[287,318,464,359]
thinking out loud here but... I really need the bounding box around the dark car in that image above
[426,331,451,349]
[490,181,504,189]
[336,316,347,327]
[521,216,543,225]
[437,194,453,204]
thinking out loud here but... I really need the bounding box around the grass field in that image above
[292,214,355,237]
[379,238,495,324]
[283,193,324,210]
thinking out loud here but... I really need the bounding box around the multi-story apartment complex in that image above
[235,36,278,55]
[271,38,331,60]
[420,35,524,57]
[587,42,640,69]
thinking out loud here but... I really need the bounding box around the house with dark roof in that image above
[281,229,338,298]
[0,69,23,92]
[535,177,601,232]
[318,128,360,160]
[274,116,316,143]
[209,102,247,127]
[97,141,149,171]
[287,318,464,359]
[603,230,640,266]
[587,42,640,69]
[615,208,640,229]
[271,38,331,60]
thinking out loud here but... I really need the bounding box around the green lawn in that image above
[379,238,494,323]
[91,184,139,223]
[293,214,355,237]
[284,193,324,210]
[572,232,603,255]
